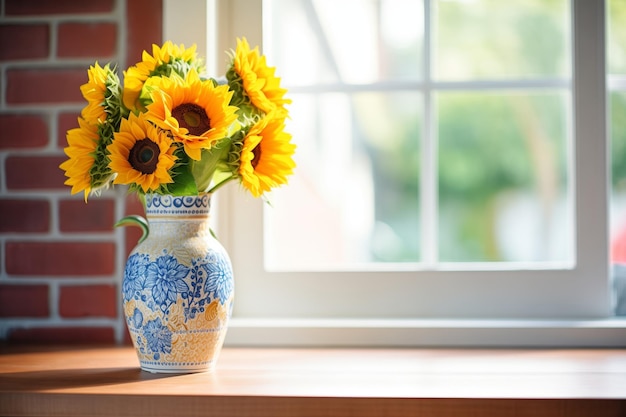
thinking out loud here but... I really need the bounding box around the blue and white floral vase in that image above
[121,193,234,373]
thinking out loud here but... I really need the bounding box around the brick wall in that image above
[0,0,162,344]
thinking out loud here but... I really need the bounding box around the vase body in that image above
[122,194,234,373]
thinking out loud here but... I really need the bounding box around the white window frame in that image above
[164,0,626,347]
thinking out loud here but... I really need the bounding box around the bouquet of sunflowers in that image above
[60,38,295,201]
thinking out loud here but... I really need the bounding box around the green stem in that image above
[207,175,235,194]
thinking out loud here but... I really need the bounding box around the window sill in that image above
[226,317,626,347]
[1,345,624,417]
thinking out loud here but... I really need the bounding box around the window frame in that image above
[163,0,626,347]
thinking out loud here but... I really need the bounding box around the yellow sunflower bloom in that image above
[239,113,296,197]
[231,37,291,115]
[80,62,112,124]
[107,113,177,193]
[60,118,100,201]
[146,69,238,161]
[123,41,201,111]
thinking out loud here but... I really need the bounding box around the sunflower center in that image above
[251,144,262,169]
[129,138,160,174]
[172,103,210,136]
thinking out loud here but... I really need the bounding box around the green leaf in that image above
[191,141,232,192]
[114,215,149,244]
[168,162,198,196]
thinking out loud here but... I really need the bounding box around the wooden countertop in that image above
[0,345,625,416]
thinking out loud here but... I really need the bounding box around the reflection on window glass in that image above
[434,0,570,80]
[437,92,571,262]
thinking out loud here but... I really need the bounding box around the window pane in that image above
[608,0,626,75]
[264,0,423,85]
[610,92,626,261]
[437,92,572,262]
[265,92,422,269]
[434,0,570,80]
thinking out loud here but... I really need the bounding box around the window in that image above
[166,0,626,346]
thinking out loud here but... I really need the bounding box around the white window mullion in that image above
[572,0,611,315]
[422,0,438,267]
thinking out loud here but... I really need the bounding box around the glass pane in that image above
[434,0,570,81]
[437,92,572,262]
[609,0,626,314]
[265,92,422,270]
[264,0,423,85]
[610,92,626,262]
[608,0,626,75]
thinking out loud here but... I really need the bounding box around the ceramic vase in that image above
[121,193,234,373]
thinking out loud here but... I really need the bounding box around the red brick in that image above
[60,199,115,232]
[123,325,133,345]
[6,327,115,344]
[0,199,50,233]
[57,23,117,58]
[124,193,146,256]
[5,241,115,276]
[6,68,85,104]
[59,284,117,318]
[57,112,81,148]
[126,0,162,67]
[5,0,114,15]
[0,114,48,149]
[5,155,67,190]
[0,284,49,317]
[0,24,49,61]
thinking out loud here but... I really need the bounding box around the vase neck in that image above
[144,194,211,220]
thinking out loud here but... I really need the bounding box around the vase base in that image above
[140,364,215,374]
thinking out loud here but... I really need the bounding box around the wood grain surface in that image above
[1,345,625,416]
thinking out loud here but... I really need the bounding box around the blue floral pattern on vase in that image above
[122,193,234,374]
[123,253,149,302]
[144,253,190,313]
[203,255,234,305]
[144,318,172,360]
[131,308,143,329]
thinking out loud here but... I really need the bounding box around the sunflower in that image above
[107,113,177,193]
[123,41,202,111]
[146,69,238,161]
[228,37,291,115]
[238,113,296,197]
[60,117,101,201]
[80,62,112,124]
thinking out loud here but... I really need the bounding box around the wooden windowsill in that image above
[0,345,625,417]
